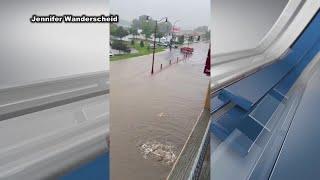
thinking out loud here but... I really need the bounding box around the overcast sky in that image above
[110,0,210,30]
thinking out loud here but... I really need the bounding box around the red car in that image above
[180,47,194,54]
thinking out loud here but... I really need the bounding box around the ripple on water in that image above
[138,141,177,166]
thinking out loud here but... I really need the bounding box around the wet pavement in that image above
[110,42,210,180]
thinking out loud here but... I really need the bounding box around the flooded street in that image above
[110,42,210,180]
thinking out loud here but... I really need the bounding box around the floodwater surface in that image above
[111,42,210,180]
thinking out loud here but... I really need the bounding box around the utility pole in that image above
[147,16,168,74]
[151,21,157,74]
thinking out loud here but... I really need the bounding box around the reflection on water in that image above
[111,42,209,180]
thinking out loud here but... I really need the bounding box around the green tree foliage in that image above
[158,22,172,34]
[111,26,129,40]
[129,27,139,39]
[141,21,154,39]
[140,40,144,47]
[110,24,118,36]
[111,40,130,53]
[155,32,165,42]
[131,15,172,39]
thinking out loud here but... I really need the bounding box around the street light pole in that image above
[151,21,157,74]
[147,16,168,75]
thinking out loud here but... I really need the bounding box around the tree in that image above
[111,40,130,53]
[158,22,172,34]
[156,32,165,42]
[111,25,130,54]
[140,40,144,47]
[110,24,118,36]
[129,27,138,40]
[130,15,173,40]
[141,21,154,39]
[112,26,129,40]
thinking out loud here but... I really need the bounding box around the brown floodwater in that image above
[110,42,210,180]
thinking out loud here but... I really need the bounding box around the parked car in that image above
[157,42,169,47]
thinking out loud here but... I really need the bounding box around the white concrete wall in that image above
[212,0,289,54]
[0,0,109,89]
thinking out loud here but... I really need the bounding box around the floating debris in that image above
[139,141,177,165]
[157,112,168,117]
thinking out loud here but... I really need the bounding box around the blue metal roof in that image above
[270,55,320,180]
[211,10,320,179]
